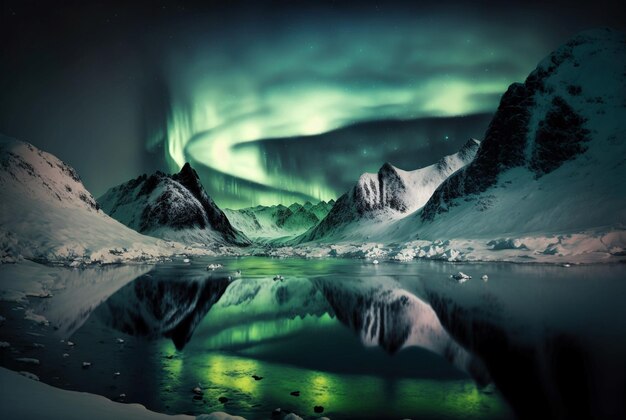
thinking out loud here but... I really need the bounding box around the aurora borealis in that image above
[2,0,625,207]
[151,13,523,206]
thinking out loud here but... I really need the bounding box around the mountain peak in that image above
[379,162,397,173]
[179,162,195,175]
[100,163,250,245]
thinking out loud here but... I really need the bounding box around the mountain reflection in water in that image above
[8,257,622,419]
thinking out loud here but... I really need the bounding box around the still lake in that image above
[1,257,625,419]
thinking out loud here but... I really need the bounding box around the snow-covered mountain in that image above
[99,163,250,246]
[409,28,626,240]
[298,139,480,242]
[278,29,626,263]
[224,200,334,239]
[0,135,190,264]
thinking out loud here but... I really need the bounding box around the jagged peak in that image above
[379,162,400,174]
[176,162,199,180]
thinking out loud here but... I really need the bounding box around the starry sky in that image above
[1,0,625,208]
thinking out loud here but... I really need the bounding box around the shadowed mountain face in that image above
[93,273,232,350]
[421,29,626,233]
[99,163,250,246]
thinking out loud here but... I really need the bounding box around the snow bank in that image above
[256,228,626,264]
[0,367,245,420]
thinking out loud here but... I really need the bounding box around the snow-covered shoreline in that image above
[0,367,245,420]
[253,229,626,264]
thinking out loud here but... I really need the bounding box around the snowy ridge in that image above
[224,200,334,240]
[0,135,206,264]
[355,139,479,215]
[298,138,479,242]
[99,163,250,246]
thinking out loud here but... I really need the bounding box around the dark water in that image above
[1,257,625,419]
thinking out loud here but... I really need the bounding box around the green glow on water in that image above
[157,349,510,419]
[199,313,336,350]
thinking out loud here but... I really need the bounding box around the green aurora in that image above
[148,14,551,208]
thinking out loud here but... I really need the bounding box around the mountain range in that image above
[1,29,624,264]
[224,200,334,240]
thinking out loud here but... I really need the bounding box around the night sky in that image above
[2,1,625,208]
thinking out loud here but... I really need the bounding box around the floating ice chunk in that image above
[450,272,472,282]
[67,341,75,347]
[273,275,284,281]
[116,338,124,344]
[481,275,489,282]
[183,258,191,263]
[372,259,379,265]
[207,263,223,270]
[0,341,9,348]
[62,353,70,358]
[192,386,203,395]
[562,263,571,267]
[82,361,91,368]
[114,372,121,377]
[24,309,49,326]
[16,358,39,365]
[19,371,39,381]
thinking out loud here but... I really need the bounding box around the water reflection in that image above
[311,275,491,385]
[93,271,231,349]
[20,258,626,418]
[29,264,152,338]
[421,264,626,419]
